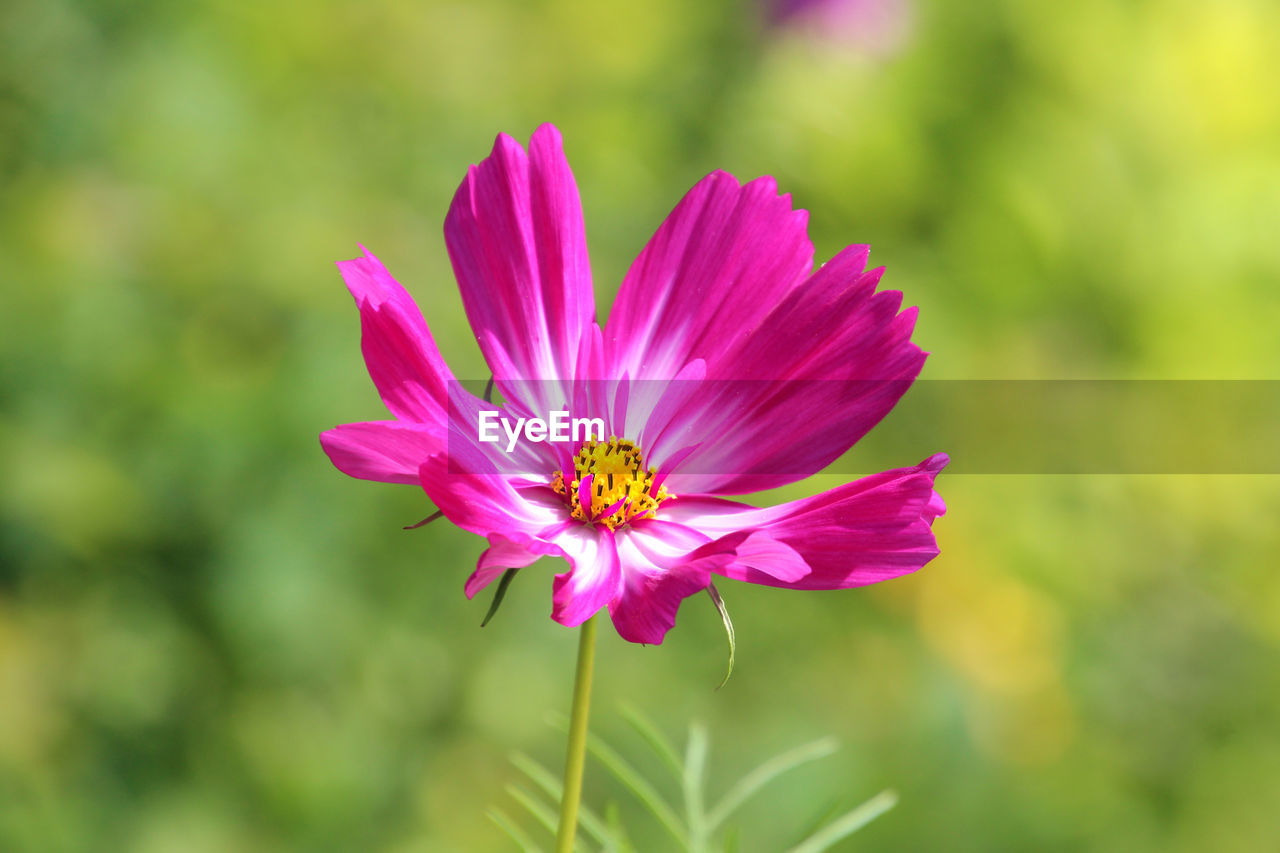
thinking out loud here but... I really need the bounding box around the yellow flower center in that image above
[550,437,672,530]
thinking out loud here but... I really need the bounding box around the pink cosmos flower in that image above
[320,123,946,645]
[766,0,913,57]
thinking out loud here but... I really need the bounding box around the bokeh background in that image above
[3,0,1280,850]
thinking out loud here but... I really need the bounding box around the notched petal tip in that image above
[918,453,950,521]
[704,167,743,188]
[921,452,950,474]
[334,243,375,271]
[530,121,565,148]
[336,244,381,275]
[489,131,527,167]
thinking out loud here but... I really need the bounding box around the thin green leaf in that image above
[619,703,683,779]
[584,730,690,850]
[784,790,898,853]
[481,568,520,627]
[790,799,844,844]
[605,802,638,853]
[488,807,544,853]
[706,737,840,831]
[707,583,735,689]
[509,751,611,847]
[506,784,561,841]
[683,723,710,853]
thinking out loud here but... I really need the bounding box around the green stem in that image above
[554,615,598,853]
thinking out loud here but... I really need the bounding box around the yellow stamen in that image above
[551,436,672,530]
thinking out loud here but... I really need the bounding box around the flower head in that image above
[766,0,912,57]
[321,124,946,644]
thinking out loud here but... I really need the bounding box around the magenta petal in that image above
[605,171,814,380]
[445,123,596,397]
[918,452,949,521]
[447,383,563,477]
[551,526,623,627]
[339,247,455,426]
[601,494,628,518]
[418,453,565,540]
[465,532,566,599]
[634,359,707,464]
[611,373,630,439]
[655,247,929,494]
[320,420,444,485]
[685,530,811,583]
[608,526,712,645]
[679,454,948,589]
[577,474,594,519]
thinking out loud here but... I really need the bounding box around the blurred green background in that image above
[3,0,1279,850]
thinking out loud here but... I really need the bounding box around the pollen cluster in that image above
[551,437,672,529]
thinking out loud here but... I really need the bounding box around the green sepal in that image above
[707,582,735,689]
[481,568,520,627]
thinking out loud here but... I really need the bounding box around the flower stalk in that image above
[554,614,598,853]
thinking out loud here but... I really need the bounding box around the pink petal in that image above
[577,473,594,520]
[605,171,814,380]
[646,246,928,494]
[330,249,540,485]
[551,526,623,627]
[607,524,712,644]
[685,530,811,584]
[632,359,707,463]
[320,420,444,485]
[445,123,597,409]
[338,247,455,426]
[417,452,566,541]
[465,532,567,599]
[447,384,563,478]
[677,454,948,589]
